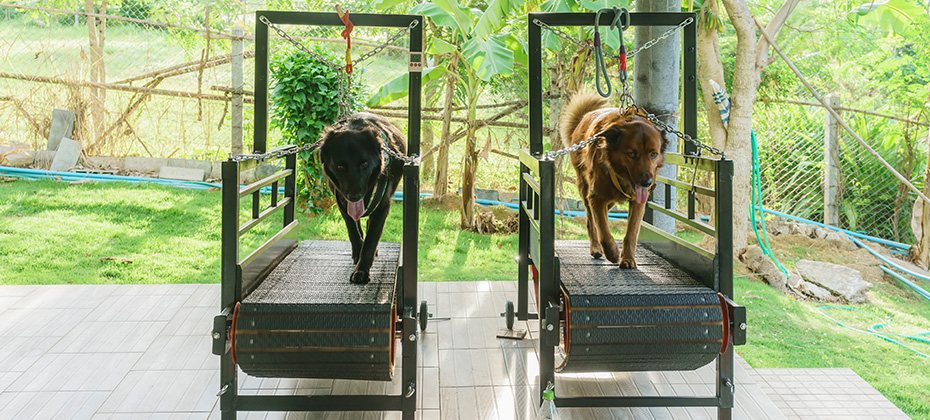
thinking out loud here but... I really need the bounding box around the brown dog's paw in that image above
[350,270,371,285]
[602,241,620,263]
[589,242,604,259]
[619,258,637,269]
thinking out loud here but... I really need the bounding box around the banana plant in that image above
[403,0,526,230]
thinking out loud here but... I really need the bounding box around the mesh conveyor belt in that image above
[234,240,399,380]
[553,240,724,372]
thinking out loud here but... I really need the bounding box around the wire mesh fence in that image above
[755,99,928,245]
[0,1,252,161]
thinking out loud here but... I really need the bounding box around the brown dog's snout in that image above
[637,175,653,188]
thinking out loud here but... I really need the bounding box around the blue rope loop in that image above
[593,7,629,98]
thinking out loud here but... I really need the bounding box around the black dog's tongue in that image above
[347,200,365,221]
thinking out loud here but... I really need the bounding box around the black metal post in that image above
[518,163,530,319]
[219,160,239,420]
[683,16,698,156]
[716,159,735,419]
[254,14,268,154]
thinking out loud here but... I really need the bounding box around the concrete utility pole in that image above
[634,0,682,234]
[823,93,841,226]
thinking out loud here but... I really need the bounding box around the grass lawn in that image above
[1,178,928,418]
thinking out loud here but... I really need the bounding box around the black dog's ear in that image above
[595,125,624,150]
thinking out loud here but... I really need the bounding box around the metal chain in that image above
[629,104,726,158]
[384,145,421,166]
[355,20,419,65]
[544,135,599,160]
[228,141,323,162]
[628,17,693,57]
[533,16,693,59]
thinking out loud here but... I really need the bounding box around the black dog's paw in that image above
[350,270,371,285]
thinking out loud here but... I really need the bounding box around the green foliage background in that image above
[268,46,363,211]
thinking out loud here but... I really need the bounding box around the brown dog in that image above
[560,91,668,268]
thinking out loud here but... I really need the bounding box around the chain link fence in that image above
[755,99,928,244]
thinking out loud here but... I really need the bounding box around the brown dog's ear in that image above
[595,125,624,150]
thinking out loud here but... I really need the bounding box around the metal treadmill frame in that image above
[517,11,746,419]
[211,11,423,420]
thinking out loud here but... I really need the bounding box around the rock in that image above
[789,223,814,237]
[813,227,830,239]
[0,141,31,156]
[796,259,872,303]
[824,230,857,250]
[49,138,82,172]
[4,152,34,167]
[800,280,837,302]
[740,245,788,292]
[158,166,205,182]
[763,217,790,236]
[787,271,802,290]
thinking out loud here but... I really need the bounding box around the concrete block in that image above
[47,109,75,151]
[33,151,55,169]
[49,138,82,172]
[208,161,223,181]
[499,191,517,203]
[475,188,499,202]
[124,157,168,173]
[159,166,205,182]
[167,158,213,174]
[4,152,34,167]
[84,156,124,170]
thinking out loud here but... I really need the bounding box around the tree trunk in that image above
[720,0,758,255]
[460,73,480,230]
[696,2,728,151]
[433,53,459,197]
[695,0,799,254]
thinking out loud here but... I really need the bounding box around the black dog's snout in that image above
[347,193,365,202]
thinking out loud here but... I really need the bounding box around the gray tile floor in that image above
[0,282,911,420]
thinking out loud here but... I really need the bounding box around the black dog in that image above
[319,112,406,285]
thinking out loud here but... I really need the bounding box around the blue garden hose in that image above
[750,130,790,277]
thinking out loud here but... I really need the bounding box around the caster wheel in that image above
[505,301,515,330]
[419,300,428,331]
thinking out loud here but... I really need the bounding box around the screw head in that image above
[739,322,747,331]
[408,334,417,342]
[546,324,554,331]
[212,331,221,340]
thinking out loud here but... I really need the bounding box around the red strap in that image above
[619,53,627,72]
[337,6,354,74]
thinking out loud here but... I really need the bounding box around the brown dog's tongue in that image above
[635,186,649,204]
[347,200,365,221]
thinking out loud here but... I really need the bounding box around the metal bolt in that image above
[689,75,696,81]
[408,334,417,342]
[405,383,416,398]
[216,384,229,397]
[546,324,554,331]
[212,331,221,340]
[739,323,747,331]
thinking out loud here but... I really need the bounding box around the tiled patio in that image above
[0,282,911,419]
